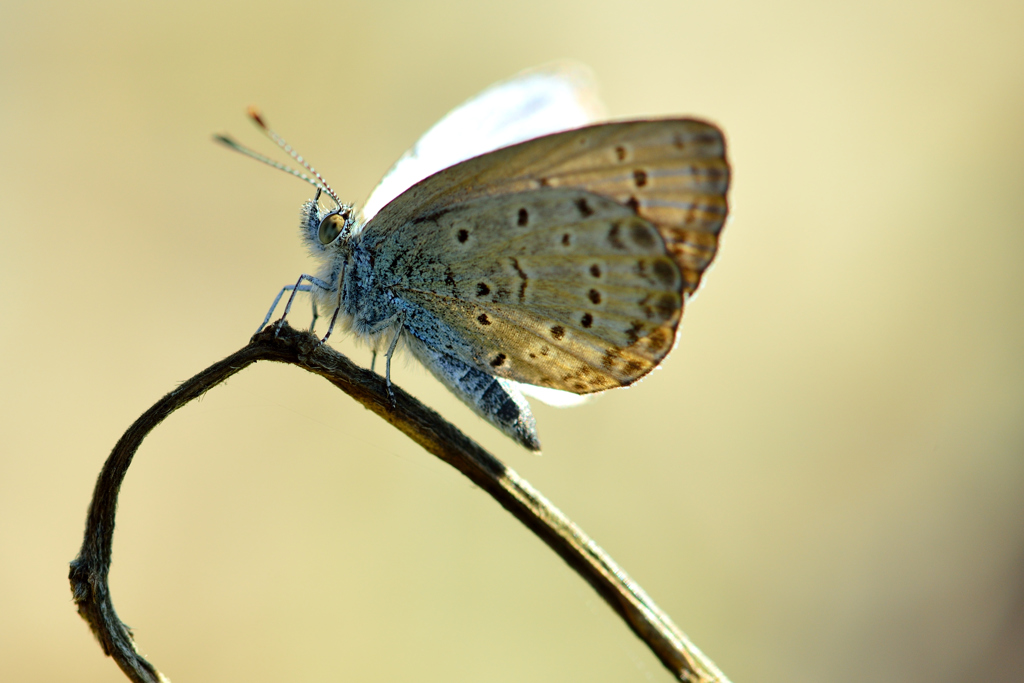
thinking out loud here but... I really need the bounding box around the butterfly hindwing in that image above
[378,188,683,394]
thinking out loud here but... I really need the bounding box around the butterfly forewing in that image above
[367,119,729,297]
[380,188,684,393]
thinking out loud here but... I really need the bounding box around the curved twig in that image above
[69,323,730,683]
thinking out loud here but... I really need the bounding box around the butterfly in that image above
[217,64,730,451]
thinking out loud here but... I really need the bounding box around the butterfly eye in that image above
[318,213,346,245]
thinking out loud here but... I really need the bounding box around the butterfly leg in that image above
[319,263,347,345]
[381,314,405,407]
[257,273,334,336]
[309,301,320,332]
[361,312,405,406]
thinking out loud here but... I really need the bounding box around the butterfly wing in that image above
[380,187,687,393]
[366,119,728,299]
[363,119,728,395]
[360,63,604,222]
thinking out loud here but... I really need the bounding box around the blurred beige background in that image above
[2,1,1022,682]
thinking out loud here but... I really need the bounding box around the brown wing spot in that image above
[653,258,677,286]
[575,197,594,217]
[608,223,626,250]
[625,196,640,213]
[490,353,506,367]
[477,313,491,325]
[602,348,619,369]
[509,258,532,301]
[562,233,571,246]
[572,381,587,392]
[538,177,551,187]
[590,264,602,278]
[510,257,529,301]
[588,289,601,304]
[646,327,673,352]
[550,325,565,340]
[655,294,678,321]
[625,321,644,345]
[539,345,550,356]
[673,134,687,150]
[629,221,656,248]
[633,169,648,187]
[517,208,529,226]
[581,313,593,328]
[625,360,644,375]
[476,282,490,297]
[457,229,469,243]
[615,145,627,161]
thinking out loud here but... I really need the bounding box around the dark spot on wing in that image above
[590,264,601,278]
[608,223,626,250]
[653,258,676,285]
[550,325,565,340]
[625,196,640,213]
[625,321,644,345]
[562,233,571,246]
[629,221,656,248]
[602,348,619,369]
[476,282,490,297]
[539,345,550,356]
[588,289,601,304]
[477,313,491,325]
[510,257,528,301]
[615,145,627,161]
[625,360,644,375]
[575,197,594,217]
[517,208,529,226]
[490,353,506,367]
[646,328,672,352]
[655,294,678,320]
[581,313,593,328]
[633,169,648,187]
[457,229,469,243]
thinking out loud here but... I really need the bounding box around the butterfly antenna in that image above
[213,107,344,210]
[247,106,343,209]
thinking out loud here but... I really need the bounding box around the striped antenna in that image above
[214,106,343,210]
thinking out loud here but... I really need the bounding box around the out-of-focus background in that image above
[2,2,1022,682]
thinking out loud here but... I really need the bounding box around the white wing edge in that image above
[515,382,593,408]
[360,62,606,222]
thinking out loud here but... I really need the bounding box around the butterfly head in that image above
[216,107,358,258]
[302,193,357,257]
